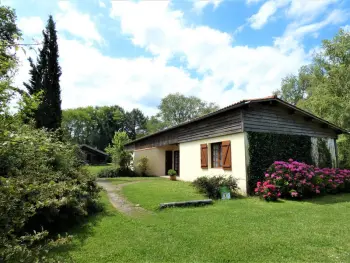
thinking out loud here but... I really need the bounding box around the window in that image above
[211,142,222,168]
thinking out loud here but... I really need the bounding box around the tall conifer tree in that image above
[24,15,62,131]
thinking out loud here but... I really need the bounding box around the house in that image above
[80,144,109,165]
[124,96,348,195]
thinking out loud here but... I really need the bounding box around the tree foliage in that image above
[274,65,312,105]
[105,131,131,168]
[146,115,167,134]
[62,105,125,150]
[124,108,147,140]
[24,15,62,131]
[275,29,350,168]
[157,93,220,126]
[62,94,220,146]
[62,105,145,149]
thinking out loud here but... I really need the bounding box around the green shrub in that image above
[0,125,101,262]
[97,167,137,178]
[168,169,177,176]
[137,156,149,176]
[192,175,238,199]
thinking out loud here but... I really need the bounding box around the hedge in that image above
[247,132,312,194]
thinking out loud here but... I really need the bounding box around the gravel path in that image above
[97,179,151,217]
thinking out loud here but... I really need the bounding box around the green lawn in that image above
[107,176,163,186]
[122,179,205,210]
[85,164,112,176]
[56,178,350,263]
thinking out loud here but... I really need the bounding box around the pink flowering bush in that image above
[255,159,350,201]
[254,181,280,201]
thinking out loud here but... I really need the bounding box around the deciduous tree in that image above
[158,93,219,126]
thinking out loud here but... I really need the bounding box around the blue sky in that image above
[6,0,350,115]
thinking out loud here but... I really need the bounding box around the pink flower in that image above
[291,191,298,197]
[316,189,320,194]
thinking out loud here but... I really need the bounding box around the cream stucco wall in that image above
[133,145,179,176]
[179,133,247,194]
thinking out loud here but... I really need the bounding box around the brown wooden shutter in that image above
[200,144,208,168]
[222,140,232,170]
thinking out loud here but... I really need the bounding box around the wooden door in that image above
[165,151,173,175]
[174,151,179,176]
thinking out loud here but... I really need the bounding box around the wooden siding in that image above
[131,129,179,150]
[127,109,243,150]
[177,110,242,143]
[243,104,337,138]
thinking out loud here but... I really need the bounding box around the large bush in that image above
[0,125,101,262]
[192,175,238,199]
[255,159,350,201]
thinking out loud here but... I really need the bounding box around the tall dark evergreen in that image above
[24,15,62,131]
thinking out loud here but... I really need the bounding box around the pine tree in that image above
[24,15,62,131]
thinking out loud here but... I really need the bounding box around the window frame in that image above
[211,142,222,168]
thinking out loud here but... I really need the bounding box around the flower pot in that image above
[170,175,177,181]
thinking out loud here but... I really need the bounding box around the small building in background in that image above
[80,144,109,165]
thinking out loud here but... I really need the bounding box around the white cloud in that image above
[275,9,347,52]
[343,25,350,32]
[248,0,289,29]
[193,0,223,12]
[110,0,307,107]
[18,16,44,36]
[56,2,102,44]
[15,36,202,115]
[98,0,106,8]
[59,38,203,114]
[287,0,338,21]
[246,0,264,4]
[15,0,344,116]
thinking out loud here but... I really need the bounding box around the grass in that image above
[55,178,350,263]
[122,179,205,210]
[107,176,163,186]
[85,164,112,176]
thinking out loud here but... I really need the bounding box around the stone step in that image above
[159,199,213,209]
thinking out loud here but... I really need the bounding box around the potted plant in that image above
[168,169,177,181]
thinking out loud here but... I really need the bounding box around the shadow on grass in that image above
[303,193,350,205]
[51,200,116,259]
